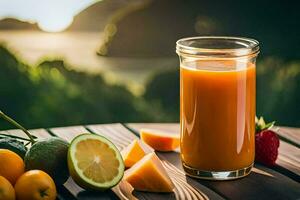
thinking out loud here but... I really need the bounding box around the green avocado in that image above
[24,137,70,185]
[0,138,27,158]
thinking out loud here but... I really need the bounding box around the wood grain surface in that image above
[1,123,299,200]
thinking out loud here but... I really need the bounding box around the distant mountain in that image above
[99,0,199,57]
[0,18,39,30]
[100,0,300,59]
[0,0,137,32]
[68,0,132,32]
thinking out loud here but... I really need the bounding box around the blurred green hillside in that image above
[0,45,171,129]
[0,44,299,129]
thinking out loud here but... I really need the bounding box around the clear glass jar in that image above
[176,36,259,180]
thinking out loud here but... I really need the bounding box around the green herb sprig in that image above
[0,110,36,144]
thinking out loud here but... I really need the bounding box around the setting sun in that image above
[37,15,73,32]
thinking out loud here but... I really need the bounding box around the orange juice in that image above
[180,60,256,172]
[177,36,259,179]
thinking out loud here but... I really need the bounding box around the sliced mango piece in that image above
[140,128,180,151]
[121,139,153,168]
[124,152,175,193]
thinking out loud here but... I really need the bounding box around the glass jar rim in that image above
[176,36,259,58]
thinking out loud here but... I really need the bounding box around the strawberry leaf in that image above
[255,116,276,133]
[264,121,275,130]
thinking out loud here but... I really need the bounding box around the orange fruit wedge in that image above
[121,139,153,168]
[124,152,175,193]
[140,128,180,151]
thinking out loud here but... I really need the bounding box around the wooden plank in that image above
[277,126,300,143]
[1,128,50,138]
[199,165,300,200]
[276,140,300,178]
[263,126,300,179]
[161,152,300,200]
[49,126,89,142]
[127,123,300,200]
[86,124,137,151]
[275,126,300,148]
[88,124,224,200]
[0,128,51,147]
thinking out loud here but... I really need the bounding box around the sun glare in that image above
[37,16,73,33]
[0,0,98,33]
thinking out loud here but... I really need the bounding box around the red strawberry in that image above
[255,116,280,166]
[255,129,280,166]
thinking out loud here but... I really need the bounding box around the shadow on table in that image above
[77,190,119,200]
[133,191,176,199]
[189,164,300,200]
[77,189,176,200]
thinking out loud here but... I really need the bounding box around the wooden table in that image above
[2,123,300,200]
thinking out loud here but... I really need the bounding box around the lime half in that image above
[68,134,124,190]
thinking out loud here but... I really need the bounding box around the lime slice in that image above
[68,134,124,190]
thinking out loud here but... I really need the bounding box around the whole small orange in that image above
[0,176,15,200]
[0,149,24,185]
[14,170,57,200]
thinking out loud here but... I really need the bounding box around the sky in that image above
[0,0,100,32]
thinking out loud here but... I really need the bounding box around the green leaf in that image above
[258,116,266,127]
[265,121,275,129]
[255,116,259,123]
[255,116,276,133]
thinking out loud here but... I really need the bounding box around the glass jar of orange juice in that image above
[176,37,259,180]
